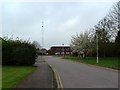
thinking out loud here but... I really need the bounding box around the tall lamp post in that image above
[42,21,44,49]
[96,30,99,63]
[41,21,44,59]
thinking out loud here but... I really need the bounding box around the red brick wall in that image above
[49,46,72,55]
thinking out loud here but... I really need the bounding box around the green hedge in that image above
[2,37,37,66]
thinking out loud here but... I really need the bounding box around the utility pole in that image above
[96,30,99,63]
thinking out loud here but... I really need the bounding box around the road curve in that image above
[45,56,118,88]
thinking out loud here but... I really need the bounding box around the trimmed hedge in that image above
[2,38,37,66]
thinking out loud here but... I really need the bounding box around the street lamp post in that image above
[42,21,44,49]
[96,30,99,63]
[41,21,44,60]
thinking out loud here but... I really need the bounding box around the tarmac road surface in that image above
[45,56,118,88]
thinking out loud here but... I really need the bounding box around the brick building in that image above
[49,45,72,55]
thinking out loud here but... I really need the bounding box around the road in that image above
[45,56,118,88]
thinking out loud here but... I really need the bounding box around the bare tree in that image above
[108,1,120,23]
[93,1,120,42]
[108,1,120,37]
[33,41,41,50]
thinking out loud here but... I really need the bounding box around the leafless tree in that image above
[33,41,41,49]
[93,1,120,42]
[108,1,120,23]
[108,1,120,37]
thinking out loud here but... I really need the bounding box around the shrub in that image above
[2,37,37,66]
[72,51,78,57]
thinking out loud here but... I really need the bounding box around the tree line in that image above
[70,1,120,57]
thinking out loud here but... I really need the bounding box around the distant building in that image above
[40,48,48,55]
[49,45,72,55]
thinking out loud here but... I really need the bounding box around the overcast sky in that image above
[1,0,118,49]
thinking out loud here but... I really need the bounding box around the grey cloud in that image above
[2,1,116,49]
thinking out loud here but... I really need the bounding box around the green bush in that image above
[2,37,37,66]
[2,39,13,65]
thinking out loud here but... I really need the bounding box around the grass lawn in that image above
[0,66,2,90]
[2,66,36,89]
[64,56,119,70]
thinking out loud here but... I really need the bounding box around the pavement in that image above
[15,56,53,89]
[45,56,118,88]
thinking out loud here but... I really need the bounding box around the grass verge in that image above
[2,66,36,89]
[0,66,2,90]
[64,56,119,70]
[52,69,57,89]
